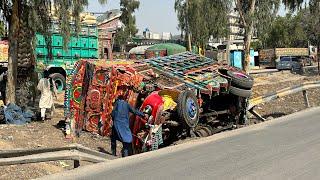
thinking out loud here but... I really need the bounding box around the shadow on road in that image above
[262,112,287,119]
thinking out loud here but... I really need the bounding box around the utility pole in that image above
[226,38,231,66]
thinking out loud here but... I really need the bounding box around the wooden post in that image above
[303,90,310,108]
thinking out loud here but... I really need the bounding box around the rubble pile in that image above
[0,103,35,125]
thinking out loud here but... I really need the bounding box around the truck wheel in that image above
[49,73,66,92]
[227,70,254,90]
[177,90,200,128]
[229,85,252,98]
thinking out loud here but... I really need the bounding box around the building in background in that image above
[97,9,123,59]
[228,10,244,41]
[143,28,172,40]
[162,32,172,40]
[209,9,257,49]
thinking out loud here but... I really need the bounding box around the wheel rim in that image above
[186,97,197,119]
[55,79,64,91]
[233,72,249,79]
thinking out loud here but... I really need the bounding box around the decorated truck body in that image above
[64,52,254,153]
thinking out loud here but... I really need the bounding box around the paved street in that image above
[43,107,320,180]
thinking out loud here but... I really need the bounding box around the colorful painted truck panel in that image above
[0,41,8,63]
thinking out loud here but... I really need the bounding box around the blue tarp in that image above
[3,103,34,125]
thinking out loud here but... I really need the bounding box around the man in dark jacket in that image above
[111,95,145,157]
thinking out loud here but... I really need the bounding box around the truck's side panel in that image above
[35,23,99,91]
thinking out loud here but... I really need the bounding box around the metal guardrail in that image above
[0,144,114,168]
[248,81,320,121]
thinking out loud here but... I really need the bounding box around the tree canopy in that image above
[115,0,140,50]
[307,0,320,49]
[0,0,107,103]
[175,0,231,49]
[259,1,319,49]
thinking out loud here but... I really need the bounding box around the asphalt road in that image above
[42,107,320,180]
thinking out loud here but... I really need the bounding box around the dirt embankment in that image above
[251,71,320,121]
[0,94,116,179]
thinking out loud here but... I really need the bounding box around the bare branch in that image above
[235,0,247,27]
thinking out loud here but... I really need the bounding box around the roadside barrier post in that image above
[302,90,310,108]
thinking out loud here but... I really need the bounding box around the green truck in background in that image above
[35,22,99,91]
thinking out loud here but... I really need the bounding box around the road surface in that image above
[42,107,320,180]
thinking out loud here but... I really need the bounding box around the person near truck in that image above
[37,70,57,121]
[0,71,7,104]
[111,94,146,157]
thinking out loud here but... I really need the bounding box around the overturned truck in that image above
[64,52,253,153]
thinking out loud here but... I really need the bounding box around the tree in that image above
[0,21,5,37]
[0,0,107,103]
[235,0,281,72]
[236,0,309,72]
[174,0,191,50]
[289,11,308,47]
[265,16,292,48]
[261,13,308,48]
[115,0,140,52]
[307,0,320,74]
[175,0,231,51]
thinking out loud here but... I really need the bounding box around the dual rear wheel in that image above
[226,70,254,98]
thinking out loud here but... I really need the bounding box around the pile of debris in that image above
[0,103,35,125]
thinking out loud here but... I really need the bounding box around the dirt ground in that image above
[0,94,116,179]
[251,71,320,121]
[0,70,320,179]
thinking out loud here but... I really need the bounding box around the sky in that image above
[86,0,180,35]
[87,0,289,36]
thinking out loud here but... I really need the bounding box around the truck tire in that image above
[49,73,66,92]
[177,90,200,128]
[229,85,252,98]
[227,70,254,90]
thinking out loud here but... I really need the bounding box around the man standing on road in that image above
[111,94,146,157]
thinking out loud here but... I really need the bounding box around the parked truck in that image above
[0,14,99,92]
[35,20,98,91]
[259,46,317,68]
